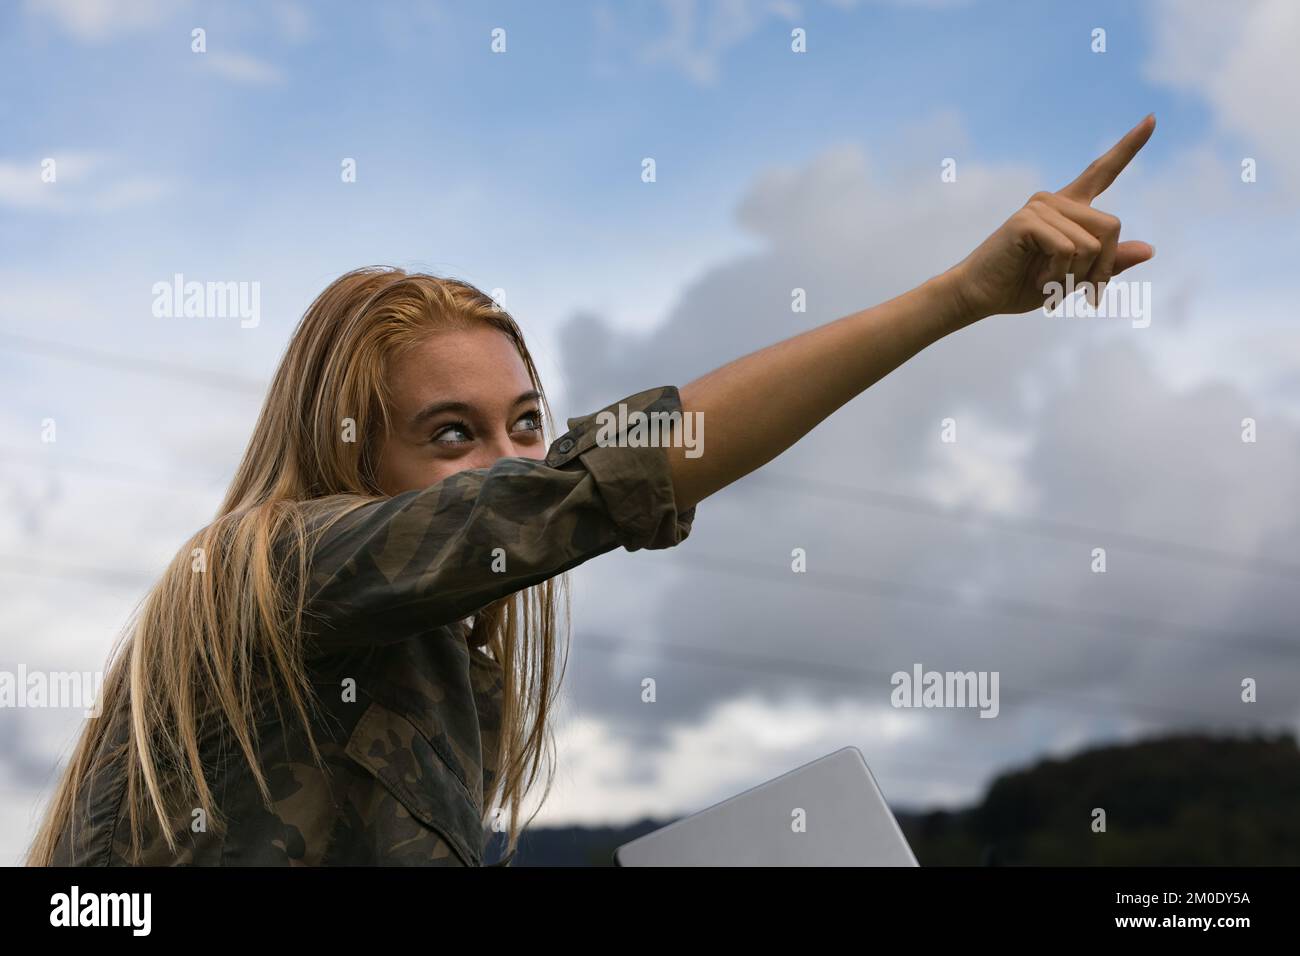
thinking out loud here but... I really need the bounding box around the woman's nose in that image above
[471,431,518,467]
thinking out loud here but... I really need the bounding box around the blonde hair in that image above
[28,266,567,865]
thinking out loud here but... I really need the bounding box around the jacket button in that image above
[556,438,575,453]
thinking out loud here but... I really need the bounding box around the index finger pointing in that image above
[1059,114,1156,202]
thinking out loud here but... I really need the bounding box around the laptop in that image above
[613,746,918,866]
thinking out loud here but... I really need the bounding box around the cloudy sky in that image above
[2,0,1298,862]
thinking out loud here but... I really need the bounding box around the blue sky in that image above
[2,0,1299,861]
[0,0,1221,352]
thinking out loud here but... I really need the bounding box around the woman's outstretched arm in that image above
[669,114,1157,510]
[671,273,966,509]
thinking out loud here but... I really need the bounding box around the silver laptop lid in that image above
[614,746,919,866]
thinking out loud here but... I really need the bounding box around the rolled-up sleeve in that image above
[543,385,696,551]
[299,385,696,649]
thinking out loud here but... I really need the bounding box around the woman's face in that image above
[374,324,547,495]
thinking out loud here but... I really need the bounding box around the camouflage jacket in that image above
[51,386,696,866]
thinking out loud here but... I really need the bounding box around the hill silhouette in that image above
[487,732,1300,865]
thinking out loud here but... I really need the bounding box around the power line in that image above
[0,553,1274,730]
[3,441,1293,586]
[0,331,265,394]
[0,555,154,590]
[0,448,225,491]
[571,715,1004,778]
[0,546,1267,654]
[3,328,1294,580]
[667,551,1297,658]
[576,633,1269,726]
[4,542,1291,666]
[749,471,1300,579]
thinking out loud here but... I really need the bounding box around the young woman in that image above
[29,117,1155,866]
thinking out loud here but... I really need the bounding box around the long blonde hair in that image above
[28,266,567,864]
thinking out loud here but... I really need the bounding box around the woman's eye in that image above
[512,411,543,435]
[433,422,472,445]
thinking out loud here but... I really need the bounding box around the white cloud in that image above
[0,152,172,212]
[550,106,1300,823]
[540,693,929,823]
[919,409,1037,514]
[273,0,312,44]
[202,51,285,85]
[634,0,973,84]
[0,152,100,209]
[641,0,800,86]
[23,0,176,43]
[1147,0,1300,198]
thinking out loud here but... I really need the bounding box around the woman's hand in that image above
[947,114,1157,321]
[670,114,1158,509]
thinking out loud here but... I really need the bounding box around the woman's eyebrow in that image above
[409,399,472,427]
[409,390,541,428]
